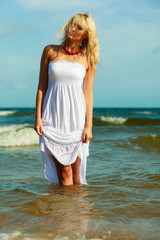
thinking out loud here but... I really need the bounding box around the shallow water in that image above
[0,108,160,239]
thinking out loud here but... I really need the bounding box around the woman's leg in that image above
[71,156,81,184]
[51,155,81,185]
[52,156,73,186]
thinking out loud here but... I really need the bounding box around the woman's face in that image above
[68,22,87,42]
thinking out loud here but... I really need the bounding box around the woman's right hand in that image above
[34,118,43,136]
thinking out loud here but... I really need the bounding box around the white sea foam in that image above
[0,231,106,240]
[0,124,39,147]
[0,110,17,116]
[151,135,157,139]
[0,231,22,240]
[99,116,127,125]
[133,111,152,114]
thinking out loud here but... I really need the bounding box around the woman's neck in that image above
[65,40,81,52]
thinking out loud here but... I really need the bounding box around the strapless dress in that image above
[39,61,90,184]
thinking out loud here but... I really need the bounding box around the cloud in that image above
[14,0,113,11]
[0,83,7,89]
[13,82,28,90]
[0,22,27,37]
[152,45,160,54]
[100,20,160,58]
[15,0,97,9]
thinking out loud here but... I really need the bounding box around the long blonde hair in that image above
[55,13,99,67]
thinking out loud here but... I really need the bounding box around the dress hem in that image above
[40,140,89,185]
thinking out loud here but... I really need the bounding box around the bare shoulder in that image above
[86,61,96,73]
[42,44,61,62]
[82,55,96,72]
[42,44,58,55]
[82,56,90,70]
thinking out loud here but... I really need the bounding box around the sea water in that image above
[0,107,160,240]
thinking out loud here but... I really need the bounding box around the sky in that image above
[0,0,160,108]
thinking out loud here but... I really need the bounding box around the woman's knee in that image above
[61,165,72,180]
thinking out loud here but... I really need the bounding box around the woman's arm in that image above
[82,64,96,143]
[34,46,49,135]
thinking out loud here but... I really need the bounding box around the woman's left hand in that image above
[82,126,92,143]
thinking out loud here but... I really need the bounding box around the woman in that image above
[34,12,99,186]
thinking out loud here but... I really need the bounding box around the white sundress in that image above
[39,61,90,185]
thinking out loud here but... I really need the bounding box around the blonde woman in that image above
[34,13,99,186]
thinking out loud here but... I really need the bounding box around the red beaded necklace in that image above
[64,45,82,55]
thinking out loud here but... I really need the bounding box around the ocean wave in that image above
[133,111,153,115]
[0,110,18,116]
[93,116,160,126]
[94,116,128,125]
[0,124,39,147]
[130,134,160,153]
[0,110,34,116]
[117,134,160,153]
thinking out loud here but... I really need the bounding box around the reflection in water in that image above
[24,184,95,236]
